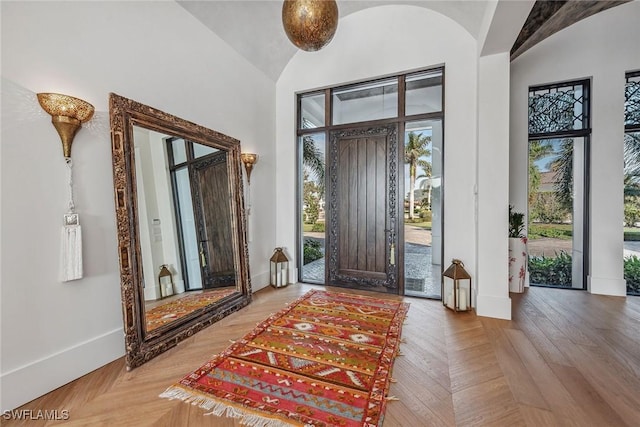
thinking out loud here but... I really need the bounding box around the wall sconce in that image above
[282,0,339,52]
[241,153,258,184]
[37,93,95,158]
[37,92,94,282]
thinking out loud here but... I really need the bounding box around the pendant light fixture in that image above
[282,0,339,52]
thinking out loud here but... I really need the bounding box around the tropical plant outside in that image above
[529,251,573,287]
[303,239,323,265]
[624,255,640,294]
[302,135,325,228]
[529,251,640,295]
[404,131,431,220]
[301,134,326,273]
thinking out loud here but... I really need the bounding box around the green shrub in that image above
[420,209,432,221]
[528,224,573,240]
[529,252,640,295]
[624,196,640,227]
[303,239,323,265]
[311,222,325,232]
[624,231,640,241]
[304,201,319,224]
[530,192,570,223]
[625,256,640,294]
[528,251,572,287]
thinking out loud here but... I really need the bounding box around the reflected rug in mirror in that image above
[145,288,237,332]
[160,289,410,426]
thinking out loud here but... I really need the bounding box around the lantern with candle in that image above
[270,247,290,288]
[158,264,175,298]
[442,259,471,312]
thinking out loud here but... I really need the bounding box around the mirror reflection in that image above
[109,92,251,369]
[132,125,239,334]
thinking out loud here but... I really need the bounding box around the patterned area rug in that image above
[146,288,237,332]
[160,289,410,426]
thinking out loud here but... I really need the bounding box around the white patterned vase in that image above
[508,237,528,293]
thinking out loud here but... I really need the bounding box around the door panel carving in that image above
[327,125,398,292]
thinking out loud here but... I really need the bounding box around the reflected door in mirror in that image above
[192,152,235,288]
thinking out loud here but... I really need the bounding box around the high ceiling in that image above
[511,0,630,60]
[178,1,489,81]
[178,0,630,82]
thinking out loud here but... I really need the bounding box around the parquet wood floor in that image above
[4,284,640,426]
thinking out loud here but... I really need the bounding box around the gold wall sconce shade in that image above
[282,0,339,52]
[37,93,95,158]
[241,153,258,184]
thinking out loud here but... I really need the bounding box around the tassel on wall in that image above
[60,158,83,281]
[61,213,83,281]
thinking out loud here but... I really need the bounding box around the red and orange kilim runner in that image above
[160,289,410,426]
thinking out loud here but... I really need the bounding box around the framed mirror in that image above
[109,93,251,369]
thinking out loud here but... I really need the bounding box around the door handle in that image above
[199,241,207,267]
[390,242,395,265]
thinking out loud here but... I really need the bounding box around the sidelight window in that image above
[624,71,640,296]
[527,79,590,290]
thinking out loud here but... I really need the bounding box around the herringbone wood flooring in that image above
[4,284,640,426]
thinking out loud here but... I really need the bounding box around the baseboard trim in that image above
[251,271,272,292]
[1,328,124,412]
[588,276,627,296]
[475,294,512,320]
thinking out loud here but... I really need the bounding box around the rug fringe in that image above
[160,386,293,427]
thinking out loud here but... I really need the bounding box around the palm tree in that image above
[417,161,433,209]
[303,135,325,196]
[551,138,574,211]
[405,132,431,219]
[624,132,640,186]
[528,140,554,202]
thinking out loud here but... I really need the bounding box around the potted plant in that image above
[508,205,527,293]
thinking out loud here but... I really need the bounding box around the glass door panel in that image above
[300,132,326,283]
[624,131,640,295]
[404,119,442,298]
[528,137,585,289]
[174,167,202,290]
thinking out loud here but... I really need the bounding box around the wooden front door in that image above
[326,125,399,293]
[191,151,235,289]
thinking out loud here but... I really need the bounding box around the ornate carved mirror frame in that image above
[109,93,251,369]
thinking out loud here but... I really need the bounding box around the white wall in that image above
[1,1,276,411]
[510,1,640,296]
[276,5,478,299]
[476,52,512,319]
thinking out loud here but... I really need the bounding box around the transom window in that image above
[528,80,590,136]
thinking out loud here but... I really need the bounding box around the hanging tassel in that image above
[61,213,83,281]
[60,158,83,282]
